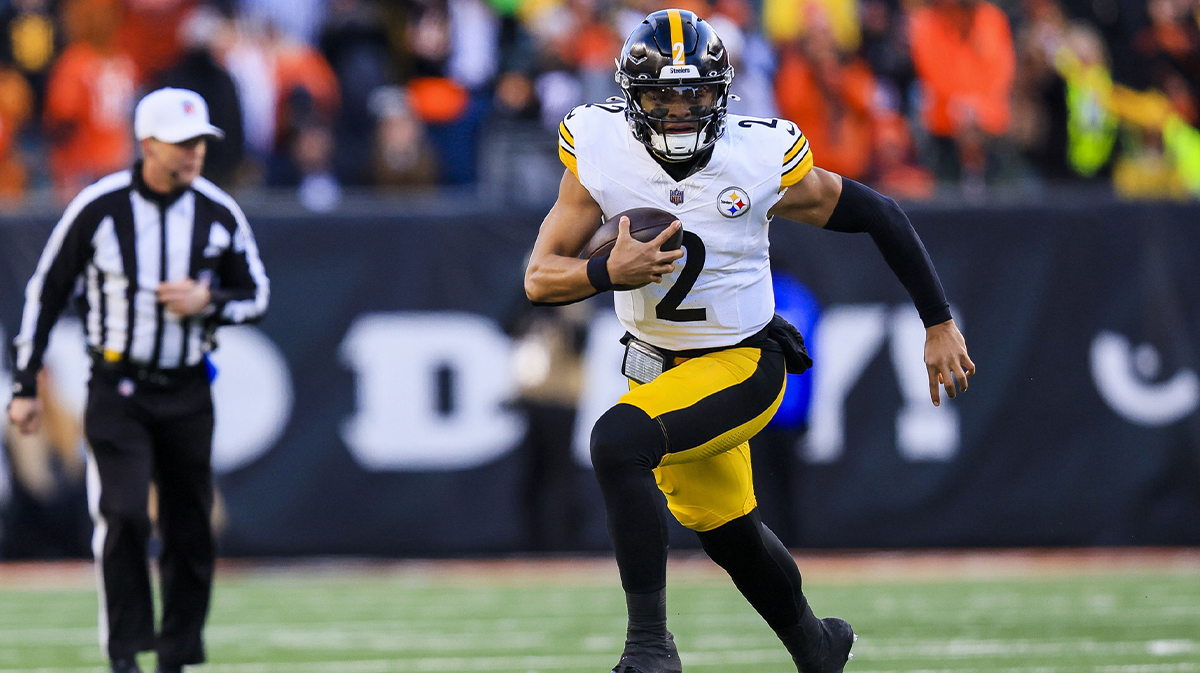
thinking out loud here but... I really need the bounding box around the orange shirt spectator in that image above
[544,3,620,72]
[43,41,138,197]
[775,45,877,179]
[274,39,340,132]
[909,0,1015,138]
[0,66,34,198]
[45,0,137,199]
[873,112,935,199]
[570,19,620,71]
[117,0,197,83]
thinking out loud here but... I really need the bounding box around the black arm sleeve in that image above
[824,178,952,327]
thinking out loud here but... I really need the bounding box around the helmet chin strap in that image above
[650,130,702,161]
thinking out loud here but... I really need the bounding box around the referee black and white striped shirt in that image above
[10,162,269,398]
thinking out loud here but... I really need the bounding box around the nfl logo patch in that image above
[717,186,750,217]
[183,101,195,115]
[670,188,684,205]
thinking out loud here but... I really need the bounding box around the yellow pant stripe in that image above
[622,347,762,419]
[620,344,785,532]
[658,382,786,466]
[654,443,757,532]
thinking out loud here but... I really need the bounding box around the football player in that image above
[524,9,975,673]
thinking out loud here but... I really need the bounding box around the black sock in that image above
[625,588,669,644]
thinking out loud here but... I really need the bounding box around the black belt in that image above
[620,323,776,369]
[90,352,207,387]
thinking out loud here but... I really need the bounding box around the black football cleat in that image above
[611,629,683,673]
[110,659,142,673]
[811,617,856,673]
[793,617,856,673]
[778,614,857,673]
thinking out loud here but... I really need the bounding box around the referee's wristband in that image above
[586,255,613,292]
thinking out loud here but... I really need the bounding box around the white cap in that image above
[134,88,225,143]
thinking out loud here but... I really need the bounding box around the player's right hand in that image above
[7,396,42,435]
[607,216,684,288]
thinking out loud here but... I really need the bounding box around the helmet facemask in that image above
[619,71,733,162]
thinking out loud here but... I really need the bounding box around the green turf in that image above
[2,564,1198,672]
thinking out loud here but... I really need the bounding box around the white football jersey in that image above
[559,102,814,350]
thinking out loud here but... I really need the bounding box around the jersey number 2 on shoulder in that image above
[656,231,706,322]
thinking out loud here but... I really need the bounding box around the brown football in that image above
[580,207,683,260]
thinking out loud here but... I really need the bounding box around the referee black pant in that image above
[84,366,215,667]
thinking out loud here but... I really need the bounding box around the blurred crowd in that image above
[1,0,1200,207]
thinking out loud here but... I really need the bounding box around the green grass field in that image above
[1,554,1198,673]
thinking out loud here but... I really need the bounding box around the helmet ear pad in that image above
[615,9,735,162]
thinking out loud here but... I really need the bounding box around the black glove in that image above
[767,313,813,375]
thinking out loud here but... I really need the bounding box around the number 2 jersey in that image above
[559,102,814,351]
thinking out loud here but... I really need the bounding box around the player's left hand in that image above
[158,277,211,317]
[925,319,975,407]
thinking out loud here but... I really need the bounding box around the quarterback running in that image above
[524,9,975,673]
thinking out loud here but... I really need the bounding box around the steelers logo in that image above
[717,187,750,218]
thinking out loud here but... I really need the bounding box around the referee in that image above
[7,88,269,673]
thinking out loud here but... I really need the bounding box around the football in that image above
[580,207,683,260]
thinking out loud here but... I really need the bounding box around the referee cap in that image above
[134,88,225,143]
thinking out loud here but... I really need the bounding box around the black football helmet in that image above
[615,9,734,162]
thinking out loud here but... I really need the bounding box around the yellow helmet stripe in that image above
[668,9,685,65]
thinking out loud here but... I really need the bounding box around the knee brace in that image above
[590,403,666,478]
